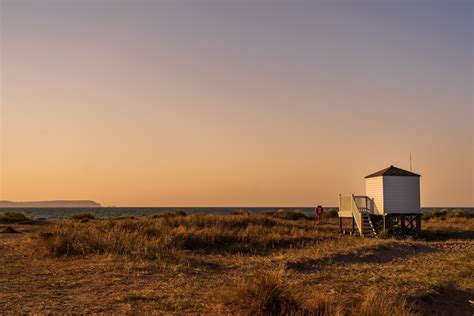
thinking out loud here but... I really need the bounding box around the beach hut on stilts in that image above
[338,165,421,237]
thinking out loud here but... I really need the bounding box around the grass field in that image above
[0,211,472,315]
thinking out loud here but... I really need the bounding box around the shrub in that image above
[271,210,307,221]
[71,212,95,220]
[449,209,474,218]
[422,209,474,220]
[232,210,251,216]
[151,211,187,219]
[0,212,32,224]
[174,210,187,217]
[324,209,339,219]
[378,230,392,239]
[0,226,20,234]
[422,209,447,220]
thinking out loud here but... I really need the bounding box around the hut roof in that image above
[365,165,420,178]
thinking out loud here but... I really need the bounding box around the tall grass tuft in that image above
[356,290,420,316]
[230,269,342,315]
[39,220,180,260]
[231,269,302,315]
[230,270,420,315]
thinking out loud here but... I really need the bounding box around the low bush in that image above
[0,226,20,234]
[0,212,32,224]
[174,210,187,217]
[270,210,307,221]
[422,209,474,220]
[324,209,339,219]
[232,210,251,216]
[151,211,187,219]
[71,212,95,220]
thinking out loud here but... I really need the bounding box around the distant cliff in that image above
[0,200,102,208]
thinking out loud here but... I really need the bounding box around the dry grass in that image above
[230,269,302,315]
[0,213,472,314]
[420,216,474,241]
[230,269,419,316]
[355,291,419,316]
[230,268,340,315]
[38,214,329,258]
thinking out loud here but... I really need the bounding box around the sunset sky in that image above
[0,1,472,207]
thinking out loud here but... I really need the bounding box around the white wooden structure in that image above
[338,166,421,237]
[365,165,420,214]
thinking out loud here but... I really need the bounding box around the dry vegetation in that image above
[0,211,35,224]
[0,210,472,315]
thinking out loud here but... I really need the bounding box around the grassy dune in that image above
[0,211,472,314]
[39,213,329,258]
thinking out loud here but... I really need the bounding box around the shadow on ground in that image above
[410,284,473,316]
[286,242,436,273]
[419,229,474,241]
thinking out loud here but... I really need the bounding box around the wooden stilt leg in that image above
[416,214,421,235]
[401,215,405,236]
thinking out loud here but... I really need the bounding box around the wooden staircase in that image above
[360,212,377,237]
[339,195,378,237]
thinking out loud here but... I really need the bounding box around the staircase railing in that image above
[353,196,375,213]
[351,194,363,235]
[339,195,377,237]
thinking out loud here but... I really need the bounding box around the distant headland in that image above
[0,200,101,208]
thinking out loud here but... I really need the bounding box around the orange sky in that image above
[0,1,472,207]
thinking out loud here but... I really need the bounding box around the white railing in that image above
[353,196,375,213]
[350,195,363,235]
[339,195,376,235]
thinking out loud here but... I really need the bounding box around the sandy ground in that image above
[0,219,473,315]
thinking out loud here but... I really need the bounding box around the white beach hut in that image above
[365,165,421,215]
[338,165,421,237]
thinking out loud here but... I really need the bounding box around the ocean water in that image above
[0,207,320,220]
[0,207,471,220]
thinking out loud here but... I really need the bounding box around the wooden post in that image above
[386,215,392,231]
[352,216,355,235]
[383,215,386,233]
[339,217,343,233]
[401,215,405,236]
[416,214,421,235]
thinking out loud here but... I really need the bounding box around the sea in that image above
[0,207,472,220]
